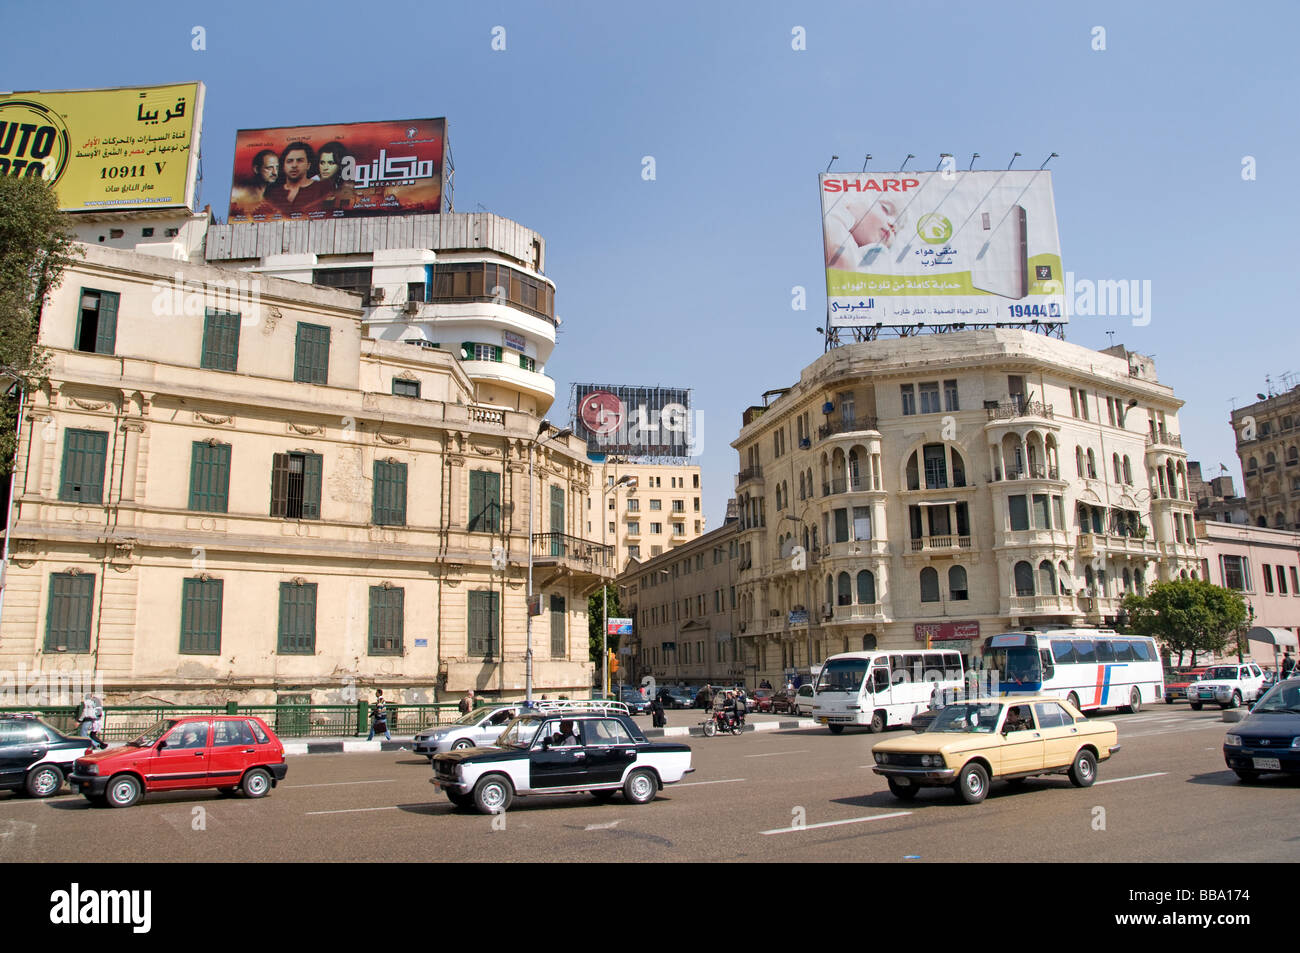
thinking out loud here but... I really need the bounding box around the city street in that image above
[3,707,1295,863]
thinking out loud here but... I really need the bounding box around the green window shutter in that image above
[302,453,323,520]
[201,309,241,371]
[373,461,407,526]
[368,586,404,656]
[270,453,289,517]
[95,290,118,354]
[188,441,231,513]
[494,346,503,362]
[59,429,109,503]
[180,577,223,654]
[468,470,484,532]
[460,341,473,360]
[549,595,565,657]
[277,582,317,654]
[44,572,95,653]
[468,590,498,656]
[294,323,330,384]
[484,471,500,532]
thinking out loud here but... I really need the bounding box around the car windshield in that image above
[1251,683,1300,713]
[818,659,868,693]
[130,719,179,747]
[495,717,544,749]
[1202,666,1238,680]
[927,703,1003,734]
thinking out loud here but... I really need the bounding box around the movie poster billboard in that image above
[0,82,203,212]
[820,170,1066,328]
[228,118,447,222]
[573,384,692,458]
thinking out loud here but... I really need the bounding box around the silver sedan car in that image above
[412,706,520,759]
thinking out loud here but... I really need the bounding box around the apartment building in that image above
[587,462,704,572]
[1196,520,1300,660]
[729,329,1200,686]
[1230,384,1300,531]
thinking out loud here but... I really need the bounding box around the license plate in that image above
[1252,758,1281,771]
[818,717,828,724]
[1198,690,1214,698]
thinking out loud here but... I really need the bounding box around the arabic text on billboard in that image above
[574,384,691,458]
[914,622,981,643]
[228,118,446,223]
[820,171,1065,329]
[0,83,201,211]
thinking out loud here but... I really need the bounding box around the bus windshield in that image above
[818,658,869,694]
[981,645,1042,687]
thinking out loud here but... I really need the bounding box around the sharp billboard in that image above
[0,82,203,212]
[228,117,448,223]
[573,384,692,458]
[820,170,1065,329]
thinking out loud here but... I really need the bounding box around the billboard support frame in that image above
[823,321,1064,352]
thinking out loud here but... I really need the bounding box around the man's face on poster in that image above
[283,148,310,183]
[258,156,279,183]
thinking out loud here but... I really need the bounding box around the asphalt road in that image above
[4,706,1297,863]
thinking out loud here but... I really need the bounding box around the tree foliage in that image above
[1122,579,1249,665]
[0,176,81,472]
[588,583,622,672]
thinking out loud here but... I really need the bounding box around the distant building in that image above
[1196,520,1300,663]
[1188,461,1250,525]
[589,462,704,572]
[1230,384,1300,531]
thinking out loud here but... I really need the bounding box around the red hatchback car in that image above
[70,716,287,808]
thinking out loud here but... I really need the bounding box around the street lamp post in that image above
[783,508,818,685]
[0,375,27,628]
[526,420,572,705]
[601,474,636,698]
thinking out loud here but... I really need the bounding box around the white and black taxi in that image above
[431,710,693,814]
[0,713,92,798]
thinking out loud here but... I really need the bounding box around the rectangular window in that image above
[1009,495,1030,532]
[1291,566,1299,594]
[180,577,223,655]
[201,309,241,371]
[1070,388,1079,418]
[391,378,421,398]
[76,288,119,355]
[519,355,536,372]
[627,521,640,535]
[901,384,916,416]
[293,322,331,384]
[45,572,95,653]
[468,590,499,656]
[1278,566,1288,596]
[955,501,970,537]
[919,382,941,414]
[650,522,662,534]
[650,499,662,510]
[1078,389,1090,420]
[1221,555,1250,592]
[368,586,404,655]
[672,500,685,512]
[277,582,317,654]
[1263,565,1274,594]
[271,452,323,520]
[834,508,850,543]
[1053,496,1065,531]
[468,470,502,533]
[372,460,408,526]
[923,444,948,489]
[1107,398,1117,426]
[407,280,425,304]
[59,429,109,504]
[1032,494,1050,529]
[853,506,872,540]
[673,522,685,535]
[549,595,565,656]
[312,267,374,305]
[188,441,232,513]
[626,498,639,512]
[943,379,959,412]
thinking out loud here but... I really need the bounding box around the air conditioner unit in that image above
[369,286,386,303]
[799,438,811,449]
[403,300,420,315]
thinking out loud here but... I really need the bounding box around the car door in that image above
[475,708,516,746]
[149,720,212,790]
[1034,702,1080,768]
[528,719,587,789]
[582,718,639,784]
[208,719,257,788]
[0,722,42,787]
[998,704,1045,774]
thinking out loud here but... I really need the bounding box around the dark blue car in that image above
[1223,677,1300,782]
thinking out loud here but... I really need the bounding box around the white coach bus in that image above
[979,628,1164,713]
[812,649,965,734]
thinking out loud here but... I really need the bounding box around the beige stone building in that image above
[729,330,1200,686]
[0,243,610,705]
[587,461,704,572]
[1230,384,1300,531]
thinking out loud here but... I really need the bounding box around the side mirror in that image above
[156,739,167,751]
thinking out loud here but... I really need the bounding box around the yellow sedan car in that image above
[872,696,1120,804]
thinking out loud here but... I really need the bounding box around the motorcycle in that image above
[701,708,745,737]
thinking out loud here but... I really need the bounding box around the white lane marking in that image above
[761,811,912,835]
[585,820,621,830]
[1094,772,1167,786]
[305,806,401,816]
[286,779,396,789]
[744,750,809,759]
[676,778,746,788]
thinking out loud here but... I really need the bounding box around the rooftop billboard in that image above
[820,170,1065,329]
[0,82,203,212]
[573,384,693,459]
[227,118,448,223]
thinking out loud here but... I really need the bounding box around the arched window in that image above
[849,449,862,490]
[1038,560,1056,596]
[1122,567,1132,592]
[1113,453,1122,482]
[920,567,940,603]
[949,565,968,601]
[1248,456,1259,472]
[1134,567,1144,591]
[1014,562,1035,596]
[857,570,876,605]
[1180,570,1189,580]
[1275,512,1286,529]
[1058,561,1072,594]
[905,451,920,491]
[1075,446,1084,477]
[1122,455,1132,484]
[798,472,805,501]
[1267,452,1277,466]
[951,449,966,487]
[1084,565,1095,590]
[1086,449,1097,479]
[837,572,852,606]
[1258,516,1267,528]
[1289,446,1299,465]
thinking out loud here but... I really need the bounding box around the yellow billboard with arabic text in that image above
[0,82,203,212]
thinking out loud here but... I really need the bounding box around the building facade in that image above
[0,243,610,705]
[729,329,1201,686]
[1196,520,1300,661]
[1230,385,1300,531]
[589,461,704,572]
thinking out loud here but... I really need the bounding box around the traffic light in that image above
[609,650,618,674]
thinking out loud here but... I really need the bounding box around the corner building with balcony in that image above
[0,242,610,706]
[730,329,1200,683]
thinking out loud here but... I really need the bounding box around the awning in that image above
[1247,626,1299,649]
[917,499,957,507]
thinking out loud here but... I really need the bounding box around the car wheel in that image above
[1190,702,1202,711]
[106,774,142,809]
[446,790,474,808]
[1233,769,1259,784]
[869,711,887,733]
[1066,692,1081,712]
[1230,691,1242,709]
[886,777,919,801]
[241,767,272,799]
[1165,696,1174,704]
[955,762,989,804]
[451,739,474,751]
[1068,749,1098,788]
[591,789,617,802]
[703,719,717,737]
[623,768,658,805]
[473,774,513,815]
[827,724,844,735]
[25,764,64,798]
[1122,687,1142,714]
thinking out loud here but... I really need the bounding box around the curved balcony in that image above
[817,417,879,442]
[458,357,555,406]
[1008,594,1079,616]
[909,534,974,553]
[828,603,887,625]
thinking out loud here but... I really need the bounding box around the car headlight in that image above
[83,764,99,775]
[875,752,887,764]
[1291,737,1300,749]
[1224,734,1242,746]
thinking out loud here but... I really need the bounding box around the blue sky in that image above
[5,0,1297,527]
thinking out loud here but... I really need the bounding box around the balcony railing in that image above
[831,603,885,623]
[531,533,614,571]
[909,535,973,552]
[822,478,848,496]
[987,400,1054,421]
[994,465,1060,481]
[1145,431,1183,449]
[737,466,764,485]
[817,416,879,441]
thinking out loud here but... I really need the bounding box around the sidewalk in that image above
[281,711,820,755]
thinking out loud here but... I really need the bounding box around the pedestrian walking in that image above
[458,689,475,715]
[651,695,667,728]
[76,694,109,749]
[1282,651,1296,679]
[367,689,392,741]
